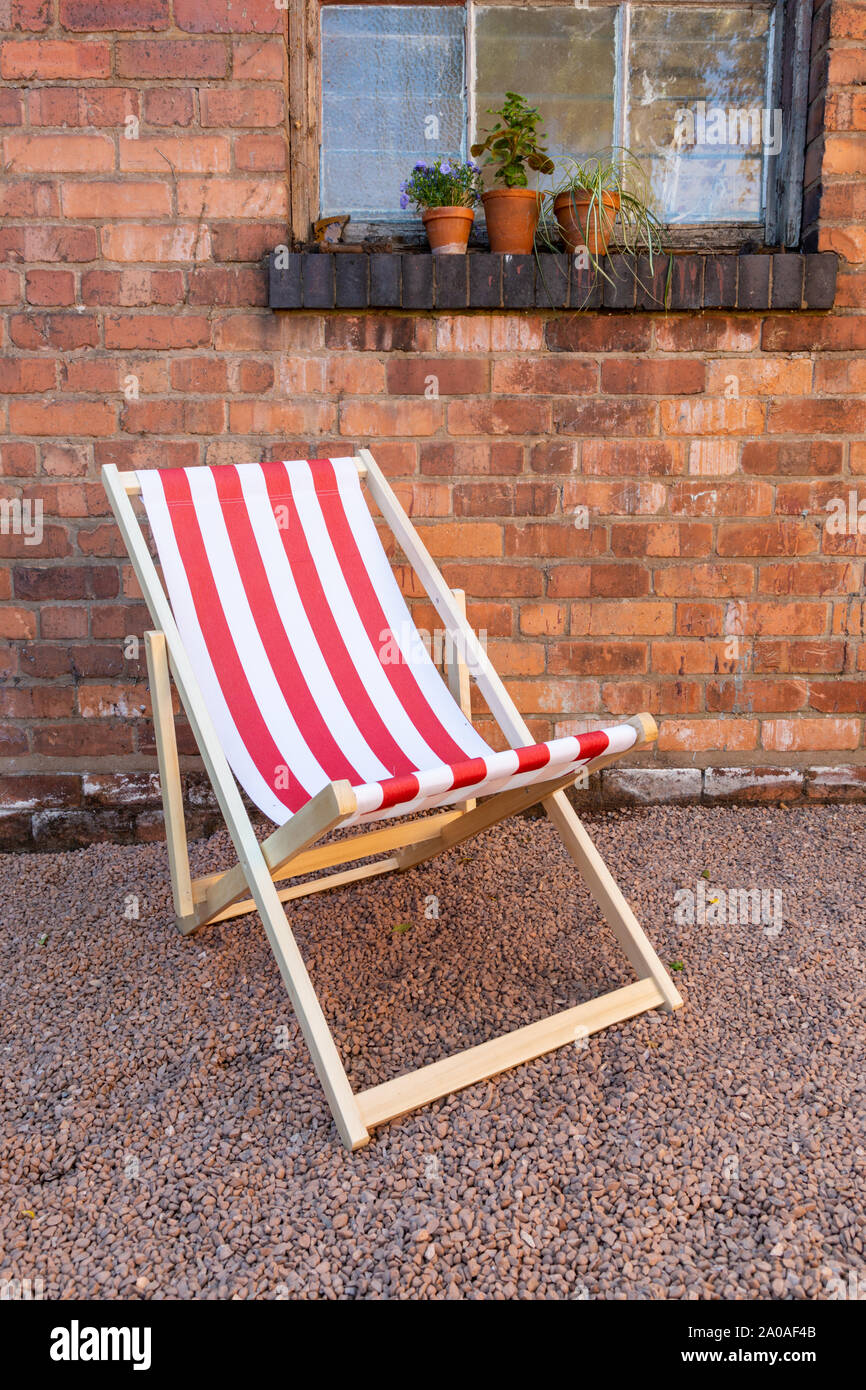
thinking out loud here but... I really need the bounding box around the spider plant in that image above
[538,148,667,304]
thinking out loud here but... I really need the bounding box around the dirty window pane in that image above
[474,5,617,175]
[320,3,776,229]
[321,5,466,219]
[627,4,774,223]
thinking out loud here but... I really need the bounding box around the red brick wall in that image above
[1,0,865,848]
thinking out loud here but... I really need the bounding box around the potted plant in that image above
[400,157,482,254]
[547,150,663,263]
[470,91,555,254]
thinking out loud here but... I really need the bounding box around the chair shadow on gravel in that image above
[276,818,639,1094]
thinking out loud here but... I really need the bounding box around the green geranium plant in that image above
[470,91,555,188]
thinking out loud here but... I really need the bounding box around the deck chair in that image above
[103,450,683,1150]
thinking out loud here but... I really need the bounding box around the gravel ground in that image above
[1,803,863,1301]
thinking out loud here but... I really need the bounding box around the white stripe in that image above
[185,467,332,801]
[142,456,638,834]
[237,465,393,784]
[288,460,451,770]
[138,469,292,825]
[345,726,638,825]
[330,459,491,759]
[417,749,522,812]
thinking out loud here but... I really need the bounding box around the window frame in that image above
[287,0,813,251]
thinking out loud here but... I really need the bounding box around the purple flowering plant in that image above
[400,157,482,211]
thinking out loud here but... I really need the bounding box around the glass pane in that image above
[321,5,466,220]
[627,4,774,224]
[474,5,617,177]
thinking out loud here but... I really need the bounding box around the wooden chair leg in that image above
[544,789,684,1013]
[187,780,358,933]
[253,869,371,1151]
[356,978,665,1131]
[145,630,194,929]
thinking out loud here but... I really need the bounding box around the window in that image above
[290,0,812,248]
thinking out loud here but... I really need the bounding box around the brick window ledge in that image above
[269,250,837,313]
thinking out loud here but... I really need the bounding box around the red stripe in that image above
[212,465,363,785]
[376,753,489,813]
[310,458,471,765]
[373,732,614,814]
[260,462,417,778]
[514,743,552,775]
[448,755,489,790]
[160,468,307,814]
[573,729,610,762]
[376,771,422,811]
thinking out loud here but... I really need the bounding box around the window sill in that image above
[268,250,837,313]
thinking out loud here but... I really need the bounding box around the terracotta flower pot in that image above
[422,205,475,254]
[553,189,620,257]
[481,188,542,254]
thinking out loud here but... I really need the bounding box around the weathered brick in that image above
[741,439,843,476]
[174,0,282,32]
[0,357,56,392]
[768,399,866,433]
[505,522,604,560]
[582,440,682,476]
[707,358,813,397]
[387,358,488,397]
[717,520,819,557]
[30,85,139,127]
[421,442,522,477]
[0,774,81,811]
[492,358,596,395]
[661,398,764,436]
[81,269,182,307]
[659,720,758,752]
[1,39,111,79]
[116,39,227,78]
[0,267,23,304]
[104,313,211,349]
[603,767,703,805]
[601,359,704,395]
[123,399,225,435]
[448,253,489,310]
[235,133,286,172]
[554,399,657,437]
[61,180,171,218]
[10,400,117,435]
[341,399,439,438]
[737,254,771,309]
[804,766,866,801]
[762,717,861,752]
[656,317,760,353]
[548,642,647,676]
[59,0,169,29]
[448,400,551,436]
[703,767,803,802]
[435,255,467,310]
[545,315,651,353]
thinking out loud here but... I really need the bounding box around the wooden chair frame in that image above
[103,449,683,1151]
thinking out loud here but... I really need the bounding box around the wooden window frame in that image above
[287,0,814,251]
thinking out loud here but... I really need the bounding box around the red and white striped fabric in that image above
[139,458,636,826]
